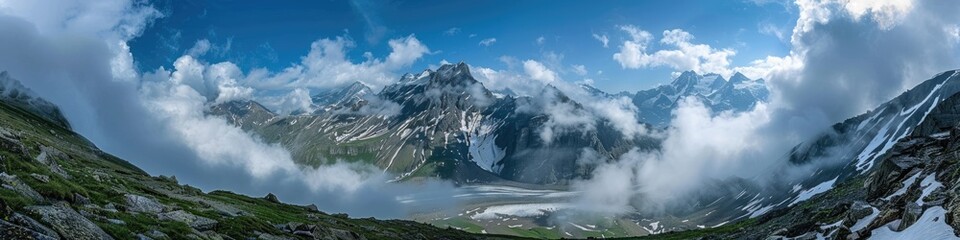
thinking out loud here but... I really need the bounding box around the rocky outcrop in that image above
[35,145,70,178]
[157,210,217,230]
[25,202,113,240]
[0,219,58,240]
[124,194,164,213]
[8,213,60,239]
[0,172,44,202]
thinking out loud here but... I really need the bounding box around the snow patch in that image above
[789,177,837,206]
[871,207,958,239]
[916,173,943,205]
[470,203,570,220]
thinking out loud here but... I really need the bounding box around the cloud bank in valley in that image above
[0,0,454,218]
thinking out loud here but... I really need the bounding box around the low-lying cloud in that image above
[568,0,960,216]
[0,0,454,219]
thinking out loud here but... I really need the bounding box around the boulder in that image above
[0,131,28,156]
[844,201,873,227]
[257,232,292,240]
[9,213,60,239]
[124,194,164,213]
[331,228,366,240]
[26,202,113,240]
[73,193,91,205]
[30,173,49,183]
[0,172,44,202]
[889,155,923,170]
[899,203,922,231]
[157,210,217,230]
[143,230,168,239]
[0,219,58,240]
[35,146,70,178]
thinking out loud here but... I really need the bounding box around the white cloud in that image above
[523,60,558,83]
[170,55,254,104]
[257,88,313,115]
[592,33,609,48]
[477,58,649,144]
[732,55,802,80]
[841,0,913,30]
[536,36,545,45]
[0,0,161,83]
[252,34,430,91]
[613,27,737,76]
[479,38,497,46]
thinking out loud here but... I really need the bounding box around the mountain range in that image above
[210,63,769,186]
[3,63,960,238]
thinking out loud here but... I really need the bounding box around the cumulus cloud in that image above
[613,26,737,76]
[536,36,546,45]
[774,0,960,124]
[257,88,314,115]
[169,55,254,104]
[523,60,558,83]
[479,37,497,46]
[251,34,431,91]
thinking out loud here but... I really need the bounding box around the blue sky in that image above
[130,0,796,92]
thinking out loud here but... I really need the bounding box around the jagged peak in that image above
[729,72,751,83]
[435,62,472,78]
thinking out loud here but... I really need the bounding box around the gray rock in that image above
[103,203,119,213]
[144,230,168,239]
[844,201,873,227]
[889,155,923,170]
[30,173,49,183]
[35,146,70,178]
[26,202,113,240]
[157,210,218,230]
[0,172,44,202]
[0,218,58,240]
[0,131,28,156]
[73,193,91,205]
[9,213,61,239]
[107,219,125,225]
[331,228,366,240]
[124,194,164,213]
[257,232,292,240]
[135,234,153,240]
[899,203,922,231]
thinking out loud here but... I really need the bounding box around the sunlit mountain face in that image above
[1,0,960,239]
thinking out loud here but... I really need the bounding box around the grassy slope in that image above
[0,101,521,239]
